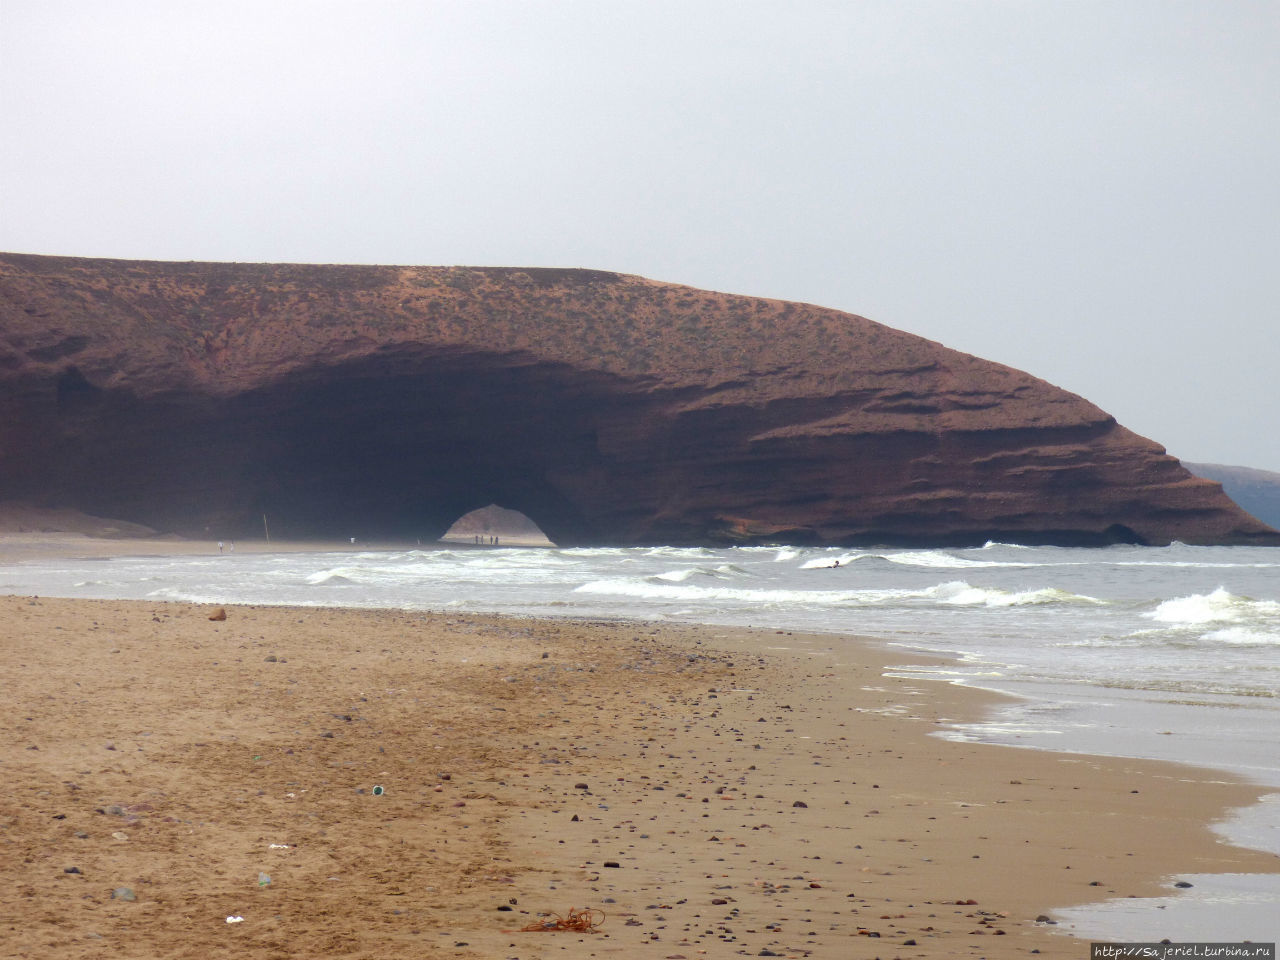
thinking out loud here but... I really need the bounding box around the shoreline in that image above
[0,532,440,564]
[2,587,1276,957]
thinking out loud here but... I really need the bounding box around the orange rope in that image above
[518,906,606,933]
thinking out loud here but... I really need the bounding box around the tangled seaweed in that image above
[518,906,606,933]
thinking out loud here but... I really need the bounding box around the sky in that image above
[2,1,1277,471]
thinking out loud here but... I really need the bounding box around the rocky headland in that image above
[1,252,1274,546]
[1185,462,1280,532]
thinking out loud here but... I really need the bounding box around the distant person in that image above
[218,541,224,553]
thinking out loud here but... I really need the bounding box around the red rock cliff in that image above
[0,253,1273,546]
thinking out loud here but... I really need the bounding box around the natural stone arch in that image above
[0,253,1275,547]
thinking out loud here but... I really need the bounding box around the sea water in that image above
[2,540,1278,937]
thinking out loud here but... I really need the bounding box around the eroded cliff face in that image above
[1,252,1273,546]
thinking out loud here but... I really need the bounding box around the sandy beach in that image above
[1,535,1277,958]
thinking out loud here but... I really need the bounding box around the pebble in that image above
[111,887,136,901]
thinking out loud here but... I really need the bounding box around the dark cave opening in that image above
[24,352,638,545]
[232,358,613,543]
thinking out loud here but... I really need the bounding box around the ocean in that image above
[3,540,1279,939]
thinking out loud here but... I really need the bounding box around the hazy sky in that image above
[3,1,1277,470]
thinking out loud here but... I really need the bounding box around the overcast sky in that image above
[3,1,1277,470]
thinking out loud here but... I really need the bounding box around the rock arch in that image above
[0,253,1275,547]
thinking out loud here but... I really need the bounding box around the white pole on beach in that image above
[263,513,270,544]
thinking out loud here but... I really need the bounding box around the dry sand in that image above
[1,539,1277,958]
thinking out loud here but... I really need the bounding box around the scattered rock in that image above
[792,800,807,808]
[111,887,136,901]
[208,608,227,621]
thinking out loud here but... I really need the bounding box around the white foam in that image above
[925,580,1103,607]
[653,568,698,582]
[574,578,898,605]
[887,550,1007,569]
[1203,626,1280,646]
[1147,588,1280,625]
[799,549,1027,570]
[305,568,362,585]
[799,553,863,569]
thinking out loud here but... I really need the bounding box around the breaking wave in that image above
[1147,588,1280,626]
[575,577,1101,609]
[923,581,1104,607]
[799,549,1028,570]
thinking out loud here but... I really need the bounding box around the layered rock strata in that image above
[1,253,1273,546]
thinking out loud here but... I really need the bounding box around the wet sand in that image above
[0,532,423,564]
[2,584,1276,959]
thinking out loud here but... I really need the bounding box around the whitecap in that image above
[652,568,702,582]
[305,568,362,586]
[924,580,1103,607]
[574,578,896,606]
[799,553,865,569]
[1203,626,1280,646]
[306,573,356,586]
[1147,588,1258,625]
